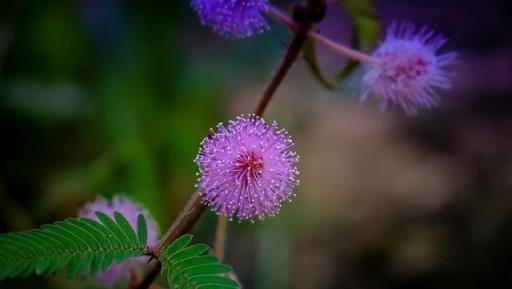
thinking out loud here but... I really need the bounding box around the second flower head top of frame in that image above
[195,115,300,221]
[191,0,270,38]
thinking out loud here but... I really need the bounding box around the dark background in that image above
[1,0,511,288]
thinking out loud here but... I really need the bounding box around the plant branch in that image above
[215,0,319,265]
[135,191,205,289]
[214,215,228,261]
[134,262,162,289]
[154,190,206,255]
[135,1,321,288]
[254,7,315,116]
[266,5,376,64]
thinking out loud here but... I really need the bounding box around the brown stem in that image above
[155,190,206,255]
[135,1,321,288]
[216,3,317,261]
[266,5,375,63]
[129,267,141,289]
[135,262,162,289]
[253,11,314,117]
[135,191,205,289]
[214,7,316,261]
[214,215,229,261]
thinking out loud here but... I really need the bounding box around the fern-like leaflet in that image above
[0,212,148,280]
[161,235,238,289]
[0,213,240,289]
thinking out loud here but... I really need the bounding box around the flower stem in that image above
[214,215,228,261]
[254,9,315,116]
[154,190,206,255]
[266,5,376,64]
[219,0,319,262]
[135,2,321,288]
[135,191,205,289]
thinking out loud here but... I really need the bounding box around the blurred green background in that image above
[1,0,512,289]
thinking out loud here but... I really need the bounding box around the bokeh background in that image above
[1,0,512,288]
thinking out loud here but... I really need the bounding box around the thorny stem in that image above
[135,1,322,288]
[266,5,376,64]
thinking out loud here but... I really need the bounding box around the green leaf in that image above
[303,39,337,90]
[90,252,104,274]
[41,223,87,251]
[113,211,139,249]
[175,256,218,269]
[197,285,238,289]
[170,270,182,289]
[35,258,50,275]
[190,276,238,288]
[60,219,101,250]
[66,254,82,279]
[303,0,380,89]
[166,244,209,262]
[80,217,122,250]
[73,218,111,249]
[164,234,193,257]
[48,255,72,274]
[95,212,131,248]
[76,251,94,277]
[167,268,177,289]
[0,212,148,280]
[182,264,232,277]
[137,213,148,248]
[160,235,239,289]
[337,0,380,78]
[340,0,379,48]
[101,250,115,270]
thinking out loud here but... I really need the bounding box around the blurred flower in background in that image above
[78,195,159,286]
[191,0,270,38]
[0,0,511,289]
[362,22,457,115]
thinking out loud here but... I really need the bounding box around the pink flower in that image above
[195,115,299,221]
[191,0,269,38]
[362,22,458,115]
[78,195,159,286]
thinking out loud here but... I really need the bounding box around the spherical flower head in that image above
[78,195,159,286]
[195,115,299,221]
[362,22,458,115]
[191,0,270,38]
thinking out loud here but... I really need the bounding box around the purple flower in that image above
[191,0,269,38]
[78,195,159,286]
[195,115,299,221]
[362,22,458,115]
